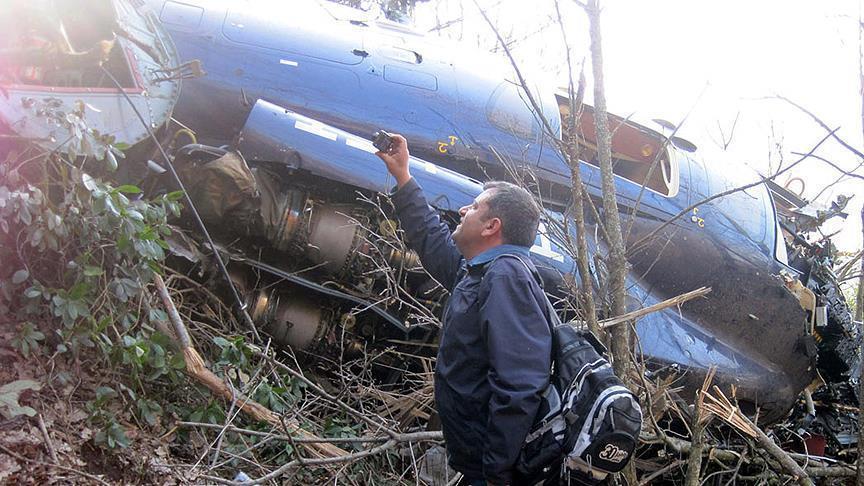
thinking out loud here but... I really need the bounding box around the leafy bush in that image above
[0,150,183,447]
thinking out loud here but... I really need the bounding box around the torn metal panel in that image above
[0,0,182,158]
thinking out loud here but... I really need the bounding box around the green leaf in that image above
[115,185,142,194]
[106,150,118,172]
[170,353,186,370]
[137,398,162,427]
[24,287,42,298]
[212,336,230,348]
[166,191,185,202]
[148,308,167,323]
[127,209,145,222]
[95,386,117,401]
[18,206,32,226]
[84,266,104,277]
[11,269,29,284]
[13,323,44,358]
[82,173,99,192]
[68,282,90,300]
[29,227,44,247]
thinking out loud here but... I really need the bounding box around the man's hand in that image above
[375,133,411,189]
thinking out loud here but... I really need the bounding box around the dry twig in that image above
[0,444,111,486]
[36,413,59,465]
[684,368,714,486]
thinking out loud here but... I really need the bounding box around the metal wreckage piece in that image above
[768,180,861,452]
[1,0,860,436]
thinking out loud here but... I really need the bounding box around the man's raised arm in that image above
[376,134,463,290]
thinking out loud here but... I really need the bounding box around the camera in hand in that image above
[371,130,394,153]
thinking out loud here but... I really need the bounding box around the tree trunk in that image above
[583,1,635,483]
[857,3,864,325]
[857,8,864,484]
[584,0,630,377]
[553,0,603,339]
[858,206,864,486]
[857,206,864,322]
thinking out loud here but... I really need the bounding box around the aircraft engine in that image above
[179,149,419,281]
[305,204,366,276]
[180,148,426,351]
[249,288,331,351]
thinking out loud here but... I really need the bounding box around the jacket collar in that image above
[468,244,531,268]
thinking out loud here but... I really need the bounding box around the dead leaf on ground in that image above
[0,453,22,483]
[0,379,41,419]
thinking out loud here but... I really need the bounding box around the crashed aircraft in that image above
[0,0,858,426]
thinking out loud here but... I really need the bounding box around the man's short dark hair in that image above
[482,181,541,247]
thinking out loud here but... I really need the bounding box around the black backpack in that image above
[490,255,642,481]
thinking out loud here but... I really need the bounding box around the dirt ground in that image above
[0,318,189,485]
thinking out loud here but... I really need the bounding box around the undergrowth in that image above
[0,147,190,449]
[0,145,414,484]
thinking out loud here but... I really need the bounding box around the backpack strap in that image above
[485,253,561,329]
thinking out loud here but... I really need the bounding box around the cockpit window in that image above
[486,81,540,141]
[557,95,679,197]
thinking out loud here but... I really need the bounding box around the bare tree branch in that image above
[788,151,864,182]
[773,95,864,160]
[153,273,347,458]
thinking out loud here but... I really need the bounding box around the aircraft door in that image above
[356,26,464,169]
[214,0,370,140]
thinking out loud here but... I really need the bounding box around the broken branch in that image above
[152,273,346,458]
[597,287,711,328]
[177,421,443,444]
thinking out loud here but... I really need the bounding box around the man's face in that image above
[453,189,496,256]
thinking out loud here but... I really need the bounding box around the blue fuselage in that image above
[149,0,811,421]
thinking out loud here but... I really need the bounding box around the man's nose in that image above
[458,206,468,216]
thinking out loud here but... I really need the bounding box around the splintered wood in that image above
[701,376,813,486]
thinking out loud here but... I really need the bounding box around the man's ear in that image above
[482,217,502,238]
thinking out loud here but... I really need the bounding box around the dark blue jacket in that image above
[392,178,552,484]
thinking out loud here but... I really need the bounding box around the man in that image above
[376,134,552,485]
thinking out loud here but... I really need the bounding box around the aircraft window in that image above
[384,65,436,90]
[318,0,376,23]
[160,1,204,28]
[0,0,135,89]
[557,95,678,197]
[380,46,422,64]
[486,81,539,141]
